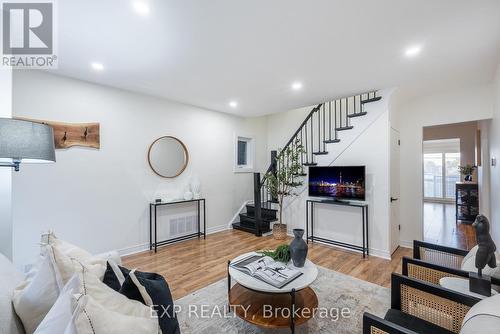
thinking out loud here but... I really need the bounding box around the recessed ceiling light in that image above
[404,45,422,57]
[132,1,150,16]
[291,81,303,91]
[229,101,238,108]
[91,62,104,71]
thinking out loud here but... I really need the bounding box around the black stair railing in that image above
[250,90,380,236]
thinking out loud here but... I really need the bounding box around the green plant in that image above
[259,244,291,263]
[458,164,477,176]
[267,139,305,227]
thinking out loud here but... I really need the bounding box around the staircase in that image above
[232,91,381,236]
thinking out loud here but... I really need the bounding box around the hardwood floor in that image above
[423,202,476,250]
[123,230,412,300]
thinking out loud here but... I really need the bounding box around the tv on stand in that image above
[308,166,366,201]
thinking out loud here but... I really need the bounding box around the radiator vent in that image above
[169,215,197,237]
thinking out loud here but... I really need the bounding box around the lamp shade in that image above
[0,118,56,164]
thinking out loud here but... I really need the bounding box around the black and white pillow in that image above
[102,261,129,291]
[103,262,180,334]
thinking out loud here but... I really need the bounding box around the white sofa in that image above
[0,253,25,334]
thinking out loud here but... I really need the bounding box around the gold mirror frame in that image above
[147,136,189,178]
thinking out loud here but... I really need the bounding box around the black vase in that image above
[465,175,473,182]
[290,229,308,268]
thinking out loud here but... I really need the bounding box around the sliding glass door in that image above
[424,153,460,200]
[423,140,460,202]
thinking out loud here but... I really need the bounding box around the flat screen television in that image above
[308,166,366,201]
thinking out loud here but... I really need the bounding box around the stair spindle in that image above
[317,109,320,152]
[311,114,314,163]
[329,101,332,140]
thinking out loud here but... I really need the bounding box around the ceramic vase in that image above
[190,177,201,199]
[289,228,308,267]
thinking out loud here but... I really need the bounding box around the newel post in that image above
[253,172,262,237]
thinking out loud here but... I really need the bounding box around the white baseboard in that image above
[118,243,150,257]
[207,224,229,234]
[285,231,391,260]
[118,224,229,257]
[399,240,413,249]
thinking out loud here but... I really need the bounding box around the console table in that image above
[149,198,206,253]
[305,199,369,258]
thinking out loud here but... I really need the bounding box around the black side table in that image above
[149,198,206,253]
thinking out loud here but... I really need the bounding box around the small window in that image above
[237,140,247,166]
[235,135,254,173]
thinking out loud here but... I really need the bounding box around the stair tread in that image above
[247,202,278,211]
[312,151,328,155]
[336,126,354,131]
[240,213,277,222]
[347,112,368,118]
[324,139,341,143]
[303,162,318,166]
[232,222,271,234]
[360,96,381,104]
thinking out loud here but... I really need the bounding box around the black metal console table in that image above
[306,199,369,258]
[149,198,206,253]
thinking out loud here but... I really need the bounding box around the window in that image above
[235,135,254,172]
[237,140,247,166]
[423,139,460,201]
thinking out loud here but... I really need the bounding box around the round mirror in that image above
[148,136,189,178]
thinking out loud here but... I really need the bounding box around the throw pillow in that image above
[74,263,153,319]
[461,294,500,334]
[120,269,180,334]
[461,245,500,279]
[33,275,81,334]
[33,265,159,334]
[72,294,159,334]
[102,261,129,292]
[12,249,64,334]
[43,232,108,283]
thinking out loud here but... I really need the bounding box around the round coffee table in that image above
[227,252,318,333]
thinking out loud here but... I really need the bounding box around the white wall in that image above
[11,71,267,267]
[265,91,392,258]
[489,65,500,245]
[396,83,495,247]
[0,69,13,259]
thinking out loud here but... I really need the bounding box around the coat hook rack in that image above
[14,117,100,149]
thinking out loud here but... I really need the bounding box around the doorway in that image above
[422,122,479,250]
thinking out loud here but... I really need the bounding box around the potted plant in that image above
[259,244,291,263]
[267,140,305,240]
[458,164,477,182]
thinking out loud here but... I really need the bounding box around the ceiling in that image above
[49,0,500,116]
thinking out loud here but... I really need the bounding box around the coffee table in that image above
[227,252,319,333]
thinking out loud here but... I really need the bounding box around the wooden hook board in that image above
[14,117,100,149]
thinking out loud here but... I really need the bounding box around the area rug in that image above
[175,266,390,333]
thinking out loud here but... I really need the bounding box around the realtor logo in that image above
[1,1,57,68]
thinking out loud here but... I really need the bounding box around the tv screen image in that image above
[308,166,366,200]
